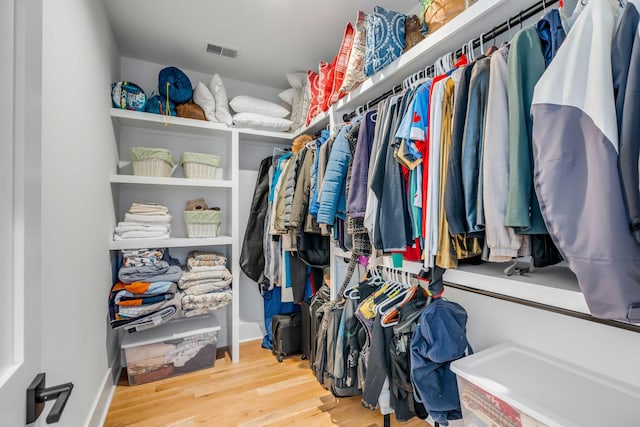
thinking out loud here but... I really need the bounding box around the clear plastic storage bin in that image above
[121,315,221,386]
[451,343,640,427]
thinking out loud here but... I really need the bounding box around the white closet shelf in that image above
[109,236,233,250]
[331,0,537,115]
[109,174,233,188]
[333,248,588,314]
[111,108,294,142]
[292,111,330,138]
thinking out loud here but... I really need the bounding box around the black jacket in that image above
[240,156,272,282]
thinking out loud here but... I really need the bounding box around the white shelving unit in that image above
[109,108,291,363]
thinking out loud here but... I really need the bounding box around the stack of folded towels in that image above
[109,248,183,331]
[179,251,232,317]
[114,202,172,240]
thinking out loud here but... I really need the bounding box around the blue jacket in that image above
[410,299,471,426]
[308,130,330,218]
[317,120,360,225]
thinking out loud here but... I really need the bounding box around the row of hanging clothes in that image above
[310,263,471,426]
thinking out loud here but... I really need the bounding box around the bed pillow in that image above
[364,6,406,77]
[291,78,310,131]
[318,59,335,112]
[233,112,293,132]
[329,22,355,106]
[208,73,233,126]
[306,70,322,126]
[278,88,296,106]
[230,95,290,118]
[145,95,176,116]
[339,11,369,94]
[158,67,193,104]
[286,72,308,89]
[192,82,217,122]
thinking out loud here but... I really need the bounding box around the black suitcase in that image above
[271,312,302,362]
[300,300,312,361]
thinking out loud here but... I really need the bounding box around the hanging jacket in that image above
[273,155,296,233]
[240,156,272,282]
[318,121,359,225]
[445,62,476,236]
[505,26,548,234]
[461,56,491,236]
[347,111,377,218]
[536,8,567,66]
[482,46,525,262]
[289,146,312,230]
[283,148,306,228]
[309,130,330,218]
[613,2,640,243]
[531,0,640,322]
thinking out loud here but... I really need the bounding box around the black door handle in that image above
[26,373,74,424]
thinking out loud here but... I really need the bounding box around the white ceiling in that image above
[103,0,419,90]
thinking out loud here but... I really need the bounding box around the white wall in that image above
[41,0,120,425]
[445,288,640,388]
[120,56,283,106]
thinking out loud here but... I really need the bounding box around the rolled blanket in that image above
[180,279,232,296]
[178,268,232,288]
[118,263,183,284]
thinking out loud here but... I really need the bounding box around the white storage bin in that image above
[129,147,176,177]
[121,315,221,386]
[181,152,220,180]
[184,209,222,238]
[451,342,640,427]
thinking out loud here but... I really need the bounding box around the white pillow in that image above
[233,112,293,132]
[230,95,290,118]
[278,88,296,106]
[208,74,233,126]
[286,72,307,89]
[192,82,217,122]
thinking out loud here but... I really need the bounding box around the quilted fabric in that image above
[111,81,147,111]
[364,6,406,77]
[144,95,176,116]
[158,66,193,104]
[291,78,310,131]
[339,11,368,94]
[318,59,335,112]
[306,70,322,126]
[329,22,355,106]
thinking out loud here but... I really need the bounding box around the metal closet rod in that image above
[342,0,560,123]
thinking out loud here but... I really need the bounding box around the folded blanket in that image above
[188,251,227,264]
[115,223,171,233]
[181,290,232,316]
[109,301,179,331]
[187,265,231,273]
[124,213,172,224]
[121,249,164,267]
[118,263,183,284]
[178,268,232,288]
[114,231,170,240]
[118,293,180,318]
[181,279,232,296]
[128,202,169,215]
[121,281,176,295]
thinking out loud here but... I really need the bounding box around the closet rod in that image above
[342,0,559,123]
[444,281,640,334]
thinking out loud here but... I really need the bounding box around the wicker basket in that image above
[184,162,217,180]
[182,152,221,180]
[184,210,222,238]
[132,158,173,177]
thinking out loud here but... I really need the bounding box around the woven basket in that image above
[184,210,222,238]
[132,158,173,177]
[184,162,217,180]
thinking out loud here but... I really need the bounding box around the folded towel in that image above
[115,223,171,233]
[180,279,232,296]
[124,213,172,224]
[128,202,170,214]
[114,231,170,240]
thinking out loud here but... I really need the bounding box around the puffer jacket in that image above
[290,146,312,230]
[283,150,305,228]
[309,131,331,218]
[317,119,361,225]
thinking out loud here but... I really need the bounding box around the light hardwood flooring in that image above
[104,340,431,427]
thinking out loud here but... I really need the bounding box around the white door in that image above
[0,0,44,425]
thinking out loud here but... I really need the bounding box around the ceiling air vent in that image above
[206,43,238,59]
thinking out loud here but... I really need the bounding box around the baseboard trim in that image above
[85,362,120,427]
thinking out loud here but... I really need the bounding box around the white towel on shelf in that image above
[113,231,170,240]
[124,213,172,224]
[128,202,169,215]
[115,222,171,233]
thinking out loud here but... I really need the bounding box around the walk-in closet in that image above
[3,0,640,426]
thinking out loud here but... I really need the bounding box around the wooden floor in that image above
[104,340,431,427]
